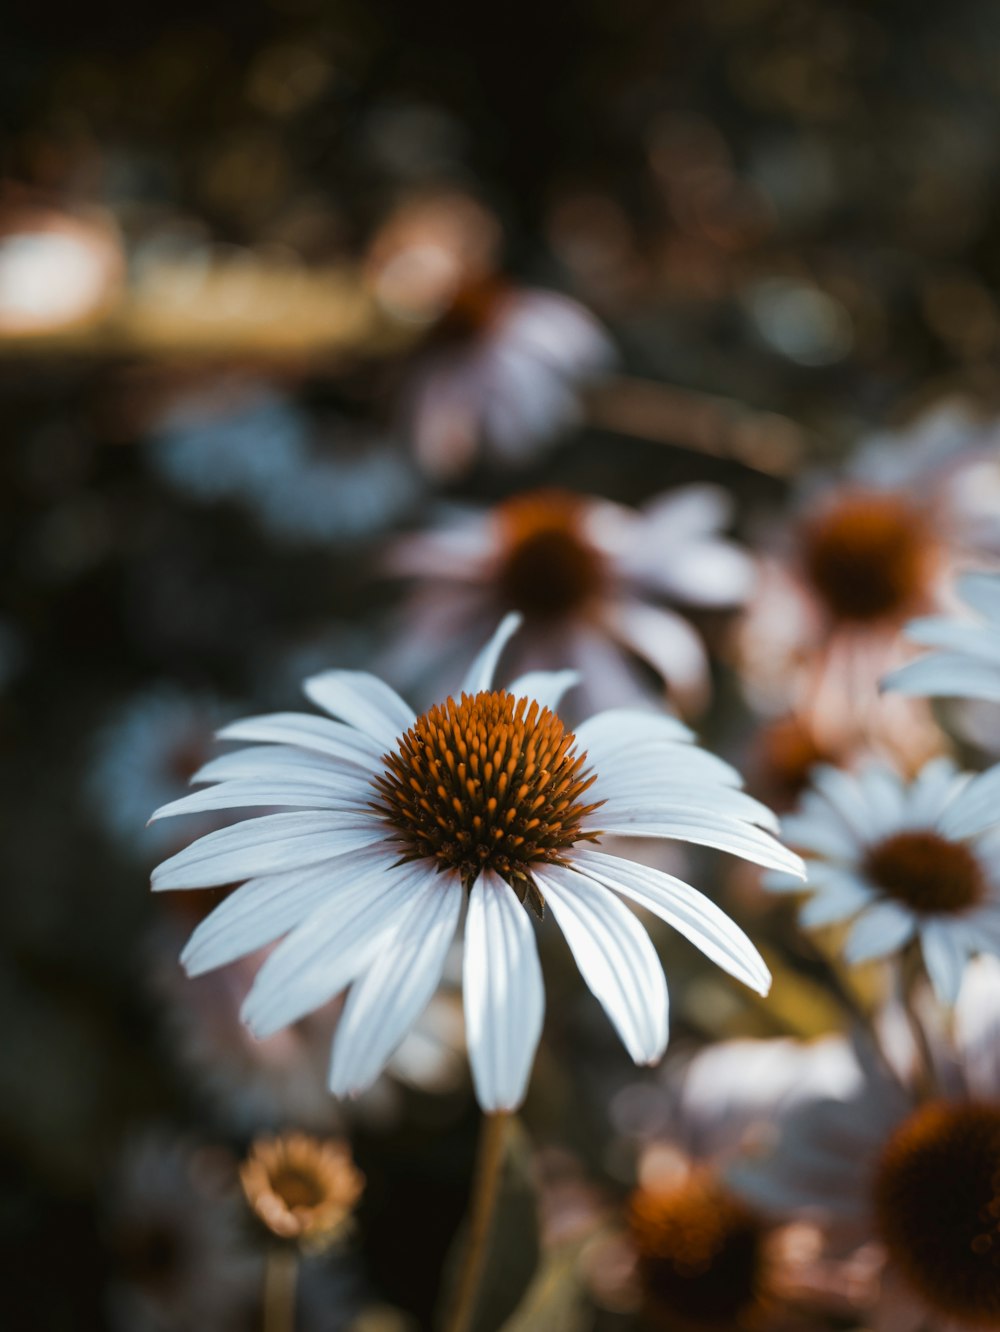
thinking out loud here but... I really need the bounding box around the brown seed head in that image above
[875,1100,1000,1323]
[801,491,933,624]
[497,490,607,620]
[864,830,985,915]
[627,1173,770,1330]
[372,689,603,897]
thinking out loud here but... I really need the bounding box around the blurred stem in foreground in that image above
[443,1111,511,1332]
[263,1246,298,1332]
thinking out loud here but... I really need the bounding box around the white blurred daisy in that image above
[736,403,1000,769]
[771,759,1000,1003]
[733,958,1000,1332]
[885,572,1000,703]
[150,616,800,1112]
[382,485,755,715]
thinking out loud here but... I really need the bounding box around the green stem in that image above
[263,1245,298,1332]
[443,1111,509,1332]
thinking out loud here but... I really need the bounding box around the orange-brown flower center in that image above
[801,491,932,623]
[874,1100,1000,1324]
[372,690,603,897]
[864,830,985,915]
[270,1165,327,1211]
[628,1176,769,1330]
[498,491,607,620]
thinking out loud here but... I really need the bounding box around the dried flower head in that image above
[240,1132,364,1248]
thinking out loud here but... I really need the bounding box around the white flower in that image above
[150,616,801,1112]
[770,759,1000,1003]
[884,572,1000,703]
[732,959,1000,1332]
[382,485,755,715]
[404,288,613,478]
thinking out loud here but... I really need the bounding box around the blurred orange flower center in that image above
[801,491,932,623]
[498,492,607,620]
[373,689,603,895]
[864,830,984,914]
[628,1175,769,1330]
[875,1100,1000,1323]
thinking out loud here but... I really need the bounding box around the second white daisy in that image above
[771,759,1000,1003]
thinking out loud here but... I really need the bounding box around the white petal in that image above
[460,613,523,694]
[808,766,878,842]
[503,669,580,714]
[937,763,1000,839]
[604,600,709,699]
[593,785,780,832]
[241,857,428,1036]
[152,811,387,890]
[180,845,392,974]
[844,902,916,965]
[328,874,462,1096]
[588,811,805,877]
[216,712,384,763]
[302,671,415,748]
[150,776,371,821]
[920,921,968,1006]
[463,871,545,1111]
[905,618,1000,661]
[780,810,858,861]
[191,745,371,785]
[570,848,770,994]
[902,757,963,827]
[190,747,374,788]
[573,707,694,751]
[958,572,1000,622]
[883,653,1000,702]
[535,864,669,1064]
[798,874,873,927]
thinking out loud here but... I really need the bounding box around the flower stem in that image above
[263,1245,298,1332]
[443,1110,510,1332]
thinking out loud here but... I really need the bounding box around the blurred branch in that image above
[587,374,811,478]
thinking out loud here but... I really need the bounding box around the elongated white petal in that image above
[957,572,1000,621]
[191,745,371,785]
[781,812,858,861]
[463,871,545,1111]
[905,618,1000,660]
[190,750,375,791]
[217,713,384,763]
[588,744,743,790]
[570,848,770,994]
[592,786,780,833]
[328,874,462,1097]
[535,864,669,1064]
[150,776,371,821]
[798,875,873,927]
[503,669,580,715]
[152,811,387,890]
[808,766,881,842]
[844,902,915,965]
[588,812,805,877]
[937,764,1000,840]
[902,757,963,828]
[461,613,522,694]
[921,921,968,1005]
[884,653,1000,702]
[573,708,694,752]
[302,671,414,748]
[180,845,392,974]
[241,858,427,1036]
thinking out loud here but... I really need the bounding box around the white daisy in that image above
[732,958,1000,1332]
[149,615,801,1112]
[770,759,1000,1003]
[382,485,755,716]
[884,572,1000,703]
